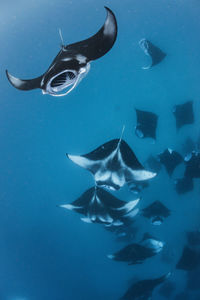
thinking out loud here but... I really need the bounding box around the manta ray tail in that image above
[6,70,42,91]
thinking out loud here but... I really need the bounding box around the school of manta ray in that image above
[6,6,200,300]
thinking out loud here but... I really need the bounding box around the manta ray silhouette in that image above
[135,109,158,140]
[6,7,117,97]
[120,273,170,300]
[139,39,166,69]
[107,233,164,265]
[158,148,183,176]
[141,200,171,225]
[173,101,194,129]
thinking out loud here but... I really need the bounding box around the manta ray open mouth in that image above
[51,71,76,87]
[44,65,90,97]
[45,70,78,96]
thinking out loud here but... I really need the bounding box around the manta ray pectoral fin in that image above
[6,70,43,91]
[107,254,115,259]
[115,198,140,213]
[80,217,93,223]
[124,208,139,218]
[59,204,78,211]
[130,169,157,181]
[67,154,95,169]
[98,214,113,223]
[142,65,151,70]
[111,220,124,226]
[65,7,117,61]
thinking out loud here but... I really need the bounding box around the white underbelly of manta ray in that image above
[95,169,126,191]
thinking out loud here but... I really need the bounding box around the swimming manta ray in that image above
[66,137,156,190]
[59,186,140,225]
[139,39,166,69]
[120,273,170,300]
[107,233,164,265]
[158,148,183,176]
[141,200,171,225]
[173,101,194,129]
[6,7,117,97]
[135,108,158,140]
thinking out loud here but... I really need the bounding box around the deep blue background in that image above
[1,0,200,299]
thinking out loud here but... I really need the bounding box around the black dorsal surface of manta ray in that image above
[141,200,171,225]
[120,273,170,300]
[176,246,200,271]
[59,186,140,225]
[6,7,117,97]
[174,176,194,194]
[107,234,164,265]
[139,39,166,69]
[135,109,158,140]
[173,101,194,129]
[184,151,200,178]
[158,148,183,176]
[66,138,156,191]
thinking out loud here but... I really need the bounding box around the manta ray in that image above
[141,200,171,225]
[66,137,156,190]
[120,273,170,300]
[59,186,140,225]
[158,148,183,176]
[6,7,117,97]
[135,109,158,140]
[107,233,164,265]
[173,101,194,129]
[139,39,166,69]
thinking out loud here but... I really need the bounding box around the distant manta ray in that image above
[107,233,164,265]
[135,108,158,140]
[6,7,117,97]
[120,272,170,300]
[66,134,156,191]
[139,39,166,69]
[141,200,171,225]
[158,148,183,176]
[173,101,194,129]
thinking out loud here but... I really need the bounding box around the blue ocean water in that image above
[1,0,200,299]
